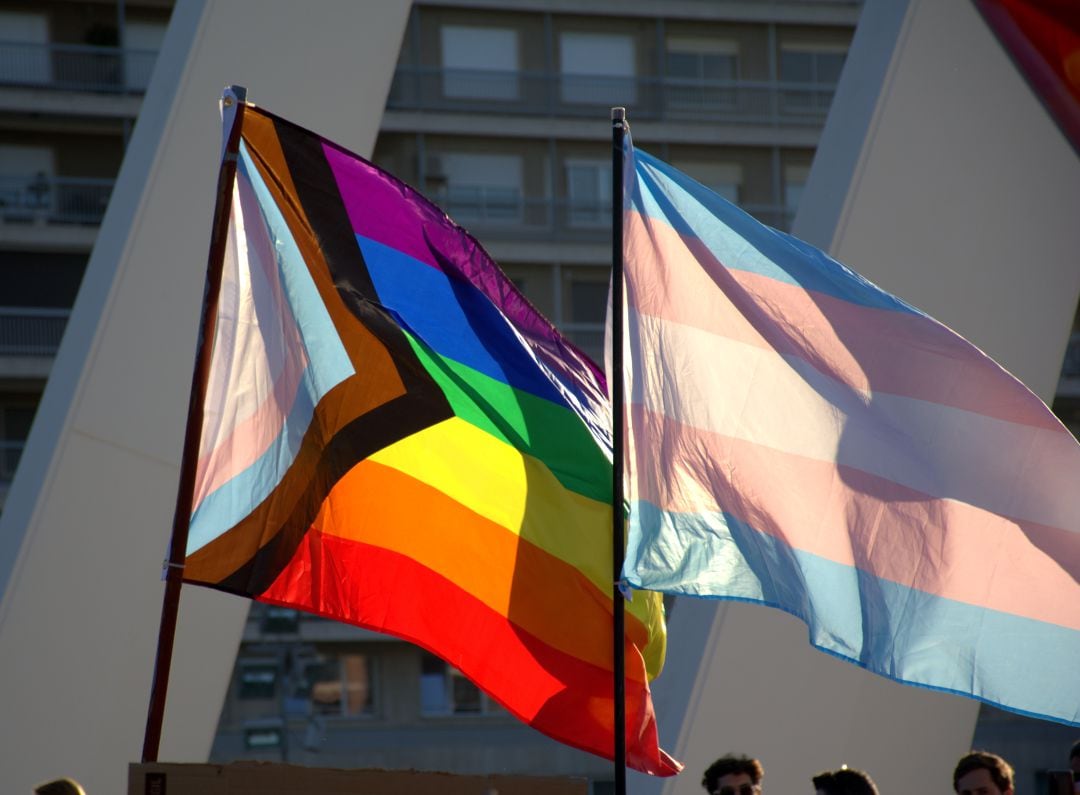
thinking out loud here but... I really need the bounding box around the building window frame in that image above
[440,25,520,101]
[419,652,504,716]
[665,37,740,113]
[564,159,612,228]
[558,31,637,105]
[778,41,846,114]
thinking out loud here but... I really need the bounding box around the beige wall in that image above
[0,2,410,794]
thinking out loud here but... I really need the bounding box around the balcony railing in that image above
[1062,332,1080,380]
[1,438,24,482]
[389,67,838,124]
[0,307,70,356]
[431,194,794,237]
[0,40,158,93]
[561,324,605,365]
[0,175,113,225]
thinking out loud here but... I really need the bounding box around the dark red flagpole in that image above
[142,85,247,762]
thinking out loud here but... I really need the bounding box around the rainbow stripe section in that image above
[183,107,678,775]
[620,142,1080,726]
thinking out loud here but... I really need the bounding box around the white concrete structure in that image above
[633,1,1080,793]
[0,2,409,793]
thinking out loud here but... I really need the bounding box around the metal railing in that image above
[0,307,70,356]
[1062,332,1080,380]
[1,439,25,482]
[0,175,113,224]
[0,40,158,93]
[432,195,794,238]
[389,67,838,124]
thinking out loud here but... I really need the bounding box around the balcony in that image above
[1057,331,1080,399]
[432,193,794,239]
[0,307,70,357]
[0,176,113,226]
[0,40,157,94]
[388,67,838,126]
[1,438,23,485]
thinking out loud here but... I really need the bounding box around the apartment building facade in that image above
[1,1,1075,791]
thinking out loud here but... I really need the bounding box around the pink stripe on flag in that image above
[625,310,1079,532]
[625,210,1066,432]
[627,402,1080,632]
[193,170,309,510]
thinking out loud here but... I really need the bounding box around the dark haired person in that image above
[701,754,764,795]
[812,767,879,795]
[1070,739,1080,775]
[953,751,1015,795]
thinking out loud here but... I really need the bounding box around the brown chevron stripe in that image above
[183,109,453,590]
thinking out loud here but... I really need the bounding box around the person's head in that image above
[812,767,879,795]
[953,751,1015,795]
[702,754,764,795]
[1069,739,1080,774]
[34,779,87,795]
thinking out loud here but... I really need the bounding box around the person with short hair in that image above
[953,751,1015,795]
[701,753,764,795]
[812,767,879,795]
[34,779,86,795]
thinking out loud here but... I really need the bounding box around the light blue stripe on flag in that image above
[186,145,354,554]
[239,143,353,392]
[188,372,318,555]
[357,233,567,405]
[625,501,1080,726]
[631,149,918,314]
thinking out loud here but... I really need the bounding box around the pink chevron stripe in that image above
[625,210,1065,433]
[193,169,309,510]
[627,401,1080,632]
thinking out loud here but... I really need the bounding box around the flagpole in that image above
[141,85,247,763]
[611,106,628,795]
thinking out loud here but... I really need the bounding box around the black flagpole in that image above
[611,106,628,795]
[142,85,247,762]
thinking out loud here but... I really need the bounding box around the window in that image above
[570,280,608,325]
[559,32,636,105]
[0,400,36,481]
[565,160,611,227]
[666,38,738,111]
[420,652,503,715]
[0,146,54,219]
[243,720,283,750]
[441,26,519,100]
[260,605,299,634]
[779,43,846,113]
[0,12,50,84]
[784,163,810,214]
[674,161,742,204]
[238,661,278,700]
[287,652,375,717]
[123,20,167,90]
[435,153,522,223]
[560,271,609,364]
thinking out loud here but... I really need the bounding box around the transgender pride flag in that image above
[618,135,1080,726]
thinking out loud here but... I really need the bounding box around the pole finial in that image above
[611,107,626,122]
